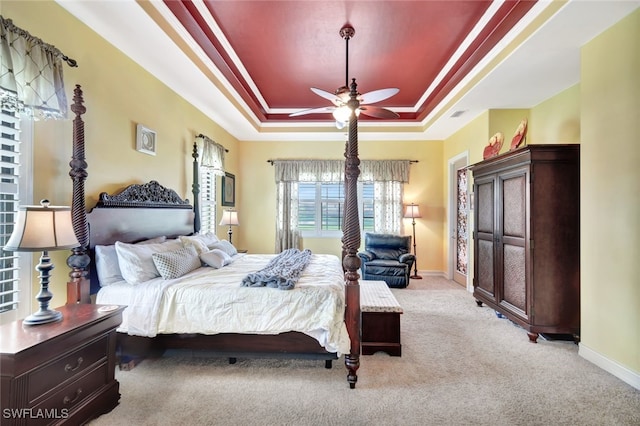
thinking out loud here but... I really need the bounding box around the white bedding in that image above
[96,253,350,355]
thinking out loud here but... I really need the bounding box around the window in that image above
[0,110,32,321]
[199,168,217,234]
[298,181,375,237]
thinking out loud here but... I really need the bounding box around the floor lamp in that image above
[404,203,423,279]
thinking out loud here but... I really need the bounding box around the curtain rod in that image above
[196,133,229,152]
[267,159,419,165]
[1,17,78,67]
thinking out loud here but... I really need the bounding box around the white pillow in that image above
[115,239,182,284]
[209,240,237,256]
[180,232,220,255]
[95,236,167,286]
[152,245,201,279]
[200,249,232,269]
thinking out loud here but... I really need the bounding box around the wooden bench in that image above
[360,280,403,356]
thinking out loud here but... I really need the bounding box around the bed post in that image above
[66,84,91,304]
[342,79,361,389]
[192,141,201,233]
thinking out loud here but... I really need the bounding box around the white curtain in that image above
[275,181,300,252]
[273,159,411,249]
[196,134,225,176]
[0,16,68,119]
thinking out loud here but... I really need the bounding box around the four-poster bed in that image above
[65,85,363,388]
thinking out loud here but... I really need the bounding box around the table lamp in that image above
[219,209,239,244]
[3,200,79,325]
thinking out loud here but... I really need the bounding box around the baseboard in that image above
[579,343,640,390]
[417,270,446,278]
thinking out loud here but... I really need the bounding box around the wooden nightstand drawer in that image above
[28,335,108,403]
[30,363,109,425]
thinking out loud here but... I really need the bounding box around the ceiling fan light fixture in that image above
[332,105,357,123]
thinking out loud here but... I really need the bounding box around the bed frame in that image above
[65,86,362,388]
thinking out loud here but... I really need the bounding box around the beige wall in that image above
[3,1,240,309]
[3,0,638,385]
[238,139,445,272]
[579,9,639,375]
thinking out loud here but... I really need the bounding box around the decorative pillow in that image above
[152,245,201,279]
[209,239,237,256]
[95,245,123,286]
[115,239,183,284]
[95,236,167,286]
[180,232,220,255]
[200,248,232,269]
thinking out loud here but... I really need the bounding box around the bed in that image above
[65,86,362,388]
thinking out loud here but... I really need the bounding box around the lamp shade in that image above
[403,203,422,219]
[219,210,239,227]
[4,201,79,252]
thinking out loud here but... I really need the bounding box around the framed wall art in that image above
[221,172,235,207]
[136,124,157,155]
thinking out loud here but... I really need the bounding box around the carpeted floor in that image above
[89,276,640,425]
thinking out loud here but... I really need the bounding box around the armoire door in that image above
[498,167,529,320]
[473,175,496,301]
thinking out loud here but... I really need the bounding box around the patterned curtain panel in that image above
[196,134,225,176]
[0,16,68,119]
[275,181,300,252]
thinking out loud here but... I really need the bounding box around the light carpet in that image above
[89,276,640,425]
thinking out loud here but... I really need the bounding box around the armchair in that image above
[358,233,415,288]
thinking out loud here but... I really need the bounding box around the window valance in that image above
[196,134,226,176]
[0,16,70,119]
[273,159,411,183]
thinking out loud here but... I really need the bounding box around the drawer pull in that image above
[63,388,83,405]
[64,357,84,372]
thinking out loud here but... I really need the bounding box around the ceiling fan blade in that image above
[359,88,399,105]
[289,106,335,117]
[359,105,400,119]
[310,87,343,106]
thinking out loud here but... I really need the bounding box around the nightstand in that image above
[1,304,124,425]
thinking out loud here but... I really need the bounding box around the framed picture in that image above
[221,172,235,207]
[136,124,157,155]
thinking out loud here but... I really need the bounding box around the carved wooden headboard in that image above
[85,181,195,295]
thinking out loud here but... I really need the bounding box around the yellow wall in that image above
[580,9,639,374]
[530,84,581,143]
[3,1,240,309]
[238,139,445,272]
[3,0,638,384]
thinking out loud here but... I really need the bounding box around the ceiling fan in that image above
[289,25,399,128]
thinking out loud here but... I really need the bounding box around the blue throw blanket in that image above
[241,248,313,290]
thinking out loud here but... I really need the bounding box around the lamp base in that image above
[23,309,63,326]
[410,275,423,280]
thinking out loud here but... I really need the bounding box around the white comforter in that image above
[96,253,350,355]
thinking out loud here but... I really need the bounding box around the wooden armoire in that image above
[471,144,580,342]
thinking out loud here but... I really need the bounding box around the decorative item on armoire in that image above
[483,132,504,159]
[510,118,528,150]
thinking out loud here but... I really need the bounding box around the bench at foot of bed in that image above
[360,280,403,356]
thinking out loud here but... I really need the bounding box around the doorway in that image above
[448,152,470,291]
